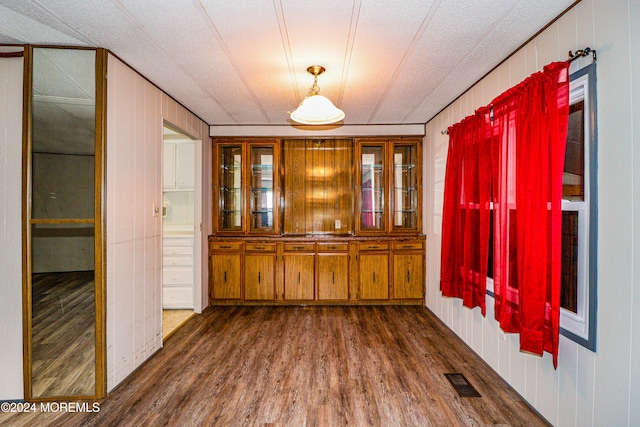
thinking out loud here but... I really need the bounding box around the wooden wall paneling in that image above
[336,139,354,234]
[132,72,147,367]
[307,140,320,233]
[323,139,335,232]
[628,0,640,421]
[283,140,306,234]
[419,1,640,424]
[592,0,634,423]
[0,52,24,400]
[105,53,211,394]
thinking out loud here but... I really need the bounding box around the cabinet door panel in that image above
[177,142,195,188]
[391,142,420,231]
[210,254,241,299]
[393,253,423,299]
[317,254,349,300]
[217,144,244,232]
[283,254,315,300]
[245,254,275,300]
[163,142,176,189]
[359,254,388,300]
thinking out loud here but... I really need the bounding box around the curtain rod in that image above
[440,49,596,135]
[568,47,596,63]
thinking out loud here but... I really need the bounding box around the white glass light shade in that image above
[289,94,345,125]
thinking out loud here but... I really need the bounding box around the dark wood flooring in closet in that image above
[2,305,549,426]
[31,271,95,398]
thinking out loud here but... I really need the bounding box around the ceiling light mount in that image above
[289,65,345,125]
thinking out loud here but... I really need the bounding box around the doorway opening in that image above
[162,124,197,340]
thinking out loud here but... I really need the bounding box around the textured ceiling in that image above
[0,0,577,126]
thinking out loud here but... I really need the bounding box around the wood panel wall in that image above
[423,0,640,425]
[282,139,353,234]
[106,54,210,392]
[0,53,24,400]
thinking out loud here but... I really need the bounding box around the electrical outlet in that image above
[335,219,341,229]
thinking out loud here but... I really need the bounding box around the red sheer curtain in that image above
[441,62,569,367]
[440,108,492,315]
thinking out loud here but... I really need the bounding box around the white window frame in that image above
[559,63,597,351]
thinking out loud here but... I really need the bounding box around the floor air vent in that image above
[444,373,481,397]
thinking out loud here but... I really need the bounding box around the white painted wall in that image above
[0,54,24,401]
[106,53,210,392]
[423,0,640,425]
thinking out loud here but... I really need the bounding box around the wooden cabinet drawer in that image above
[317,242,348,252]
[358,242,389,251]
[392,241,424,250]
[245,243,276,252]
[210,242,242,251]
[284,243,315,252]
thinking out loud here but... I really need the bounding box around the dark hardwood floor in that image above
[31,271,95,398]
[2,305,549,426]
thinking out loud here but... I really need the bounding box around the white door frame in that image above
[161,121,203,313]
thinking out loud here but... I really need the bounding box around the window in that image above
[559,63,597,351]
[484,63,597,351]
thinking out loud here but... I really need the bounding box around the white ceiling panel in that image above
[0,0,578,127]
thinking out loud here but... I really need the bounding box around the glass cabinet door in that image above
[392,142,419,231]
[359,144,386,232]
[218,144,243,231]
[249,144,276,232]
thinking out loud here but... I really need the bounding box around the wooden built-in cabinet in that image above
[210,137,425,306]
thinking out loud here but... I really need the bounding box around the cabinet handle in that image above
[293,246,305,250]
[332,272,335,284]
[407,271,410,283]
[255,246,265,250]
[369,245,380,249]
[224,271,227,283]
[258,272,261,283]
[298,272,301,283]
[220,245,232,249]
[373,272,376,283]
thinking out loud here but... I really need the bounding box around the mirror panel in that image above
[29,47,98,399]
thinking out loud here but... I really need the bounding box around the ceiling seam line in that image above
[191,0,272,124]
[337,0,362,107]
[30,0,97,46]
[400,0,522,123]
[107,0,237,123]
[367,0,443,124]
[272,0,300,104]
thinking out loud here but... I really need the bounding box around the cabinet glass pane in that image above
[250,145,274,231]
[361,146,385,230]
[219,146,243,230]
[393,144,418,229]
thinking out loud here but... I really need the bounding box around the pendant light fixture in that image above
[289,65,345,125]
